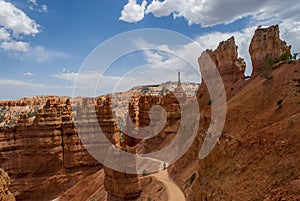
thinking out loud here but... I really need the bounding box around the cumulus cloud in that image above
[0,28,10,40]
[119,0,300,75]
[0,0,42,52]
[0,41,29,52]
[196,26,256,75]
[119,0,147,23]
[0,0,39,35]
[121,0,300,28]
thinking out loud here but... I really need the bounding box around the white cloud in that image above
[53,71,123,97]
[41,4,48,12]
[0,40,29,52]
[24,72,34,77]
[0,0,39,35]
[28,0,38,6]
[0,78,74,100]
[25,46,68,63]
[119,0,147,23]
[119,0,300,76]
[28,0,48,13]
[196,26,256,75]
[121,0,300,29]
[53,72,80,82]
[0,28,10,41]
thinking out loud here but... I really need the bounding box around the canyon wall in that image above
[0,97,102,200]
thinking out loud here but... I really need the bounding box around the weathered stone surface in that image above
[0,169,15,201]
[0,97,101,201]
[204,36,246,83]
[249,25,291,76]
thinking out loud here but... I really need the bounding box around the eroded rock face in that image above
[197,36,247,103]
[249,25,291,76]
[0,97,101,201]
[0,169,15,201]
[204,36,246,85]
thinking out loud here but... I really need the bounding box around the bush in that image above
[274,52,290,64]
[188,173,196,185]
[277,99,283,108]
[142,170,149,176]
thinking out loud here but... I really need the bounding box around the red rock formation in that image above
[204,36,246,84]
[103,92,182,201]
[0,169,15,201]
[0,97,101,201]
[249,25,291,76]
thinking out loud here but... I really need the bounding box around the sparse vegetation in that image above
[277,99,283,108]
[263,52,291,79]
[148,197,152,201]
[142,170,149,176]
[28,112,36,118]
[273,51,290,64]
[188,173,196,185]
[208,99,212,105]
[289,120,295,128]
[263,57,274,79]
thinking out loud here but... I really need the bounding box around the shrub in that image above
[277,99,283,108]
[188,173,196,185]
[142,170,149,176]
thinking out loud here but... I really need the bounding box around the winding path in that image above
[152,170,186,201]
[136,156,186,201]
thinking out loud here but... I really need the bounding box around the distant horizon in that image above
[0,79,201,101]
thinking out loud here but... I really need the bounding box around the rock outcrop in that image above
[198,36,246,101]
[204,36,246,84]
[0,169,15,201]
[0,97,101,201]
[249,25,291,76]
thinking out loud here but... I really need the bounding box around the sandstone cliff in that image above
[0,97,101,200]
[205,37,246,83]
[249,25,291,76]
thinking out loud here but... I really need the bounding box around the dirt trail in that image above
[152,170,186,201]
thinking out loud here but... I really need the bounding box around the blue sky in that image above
[0,0,300,100]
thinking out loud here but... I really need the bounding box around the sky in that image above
[0,0,300,100]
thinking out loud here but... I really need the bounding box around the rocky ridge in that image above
[249,25,291,76]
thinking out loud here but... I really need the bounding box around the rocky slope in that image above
[167,26,299,200]
[194,59,300,200]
